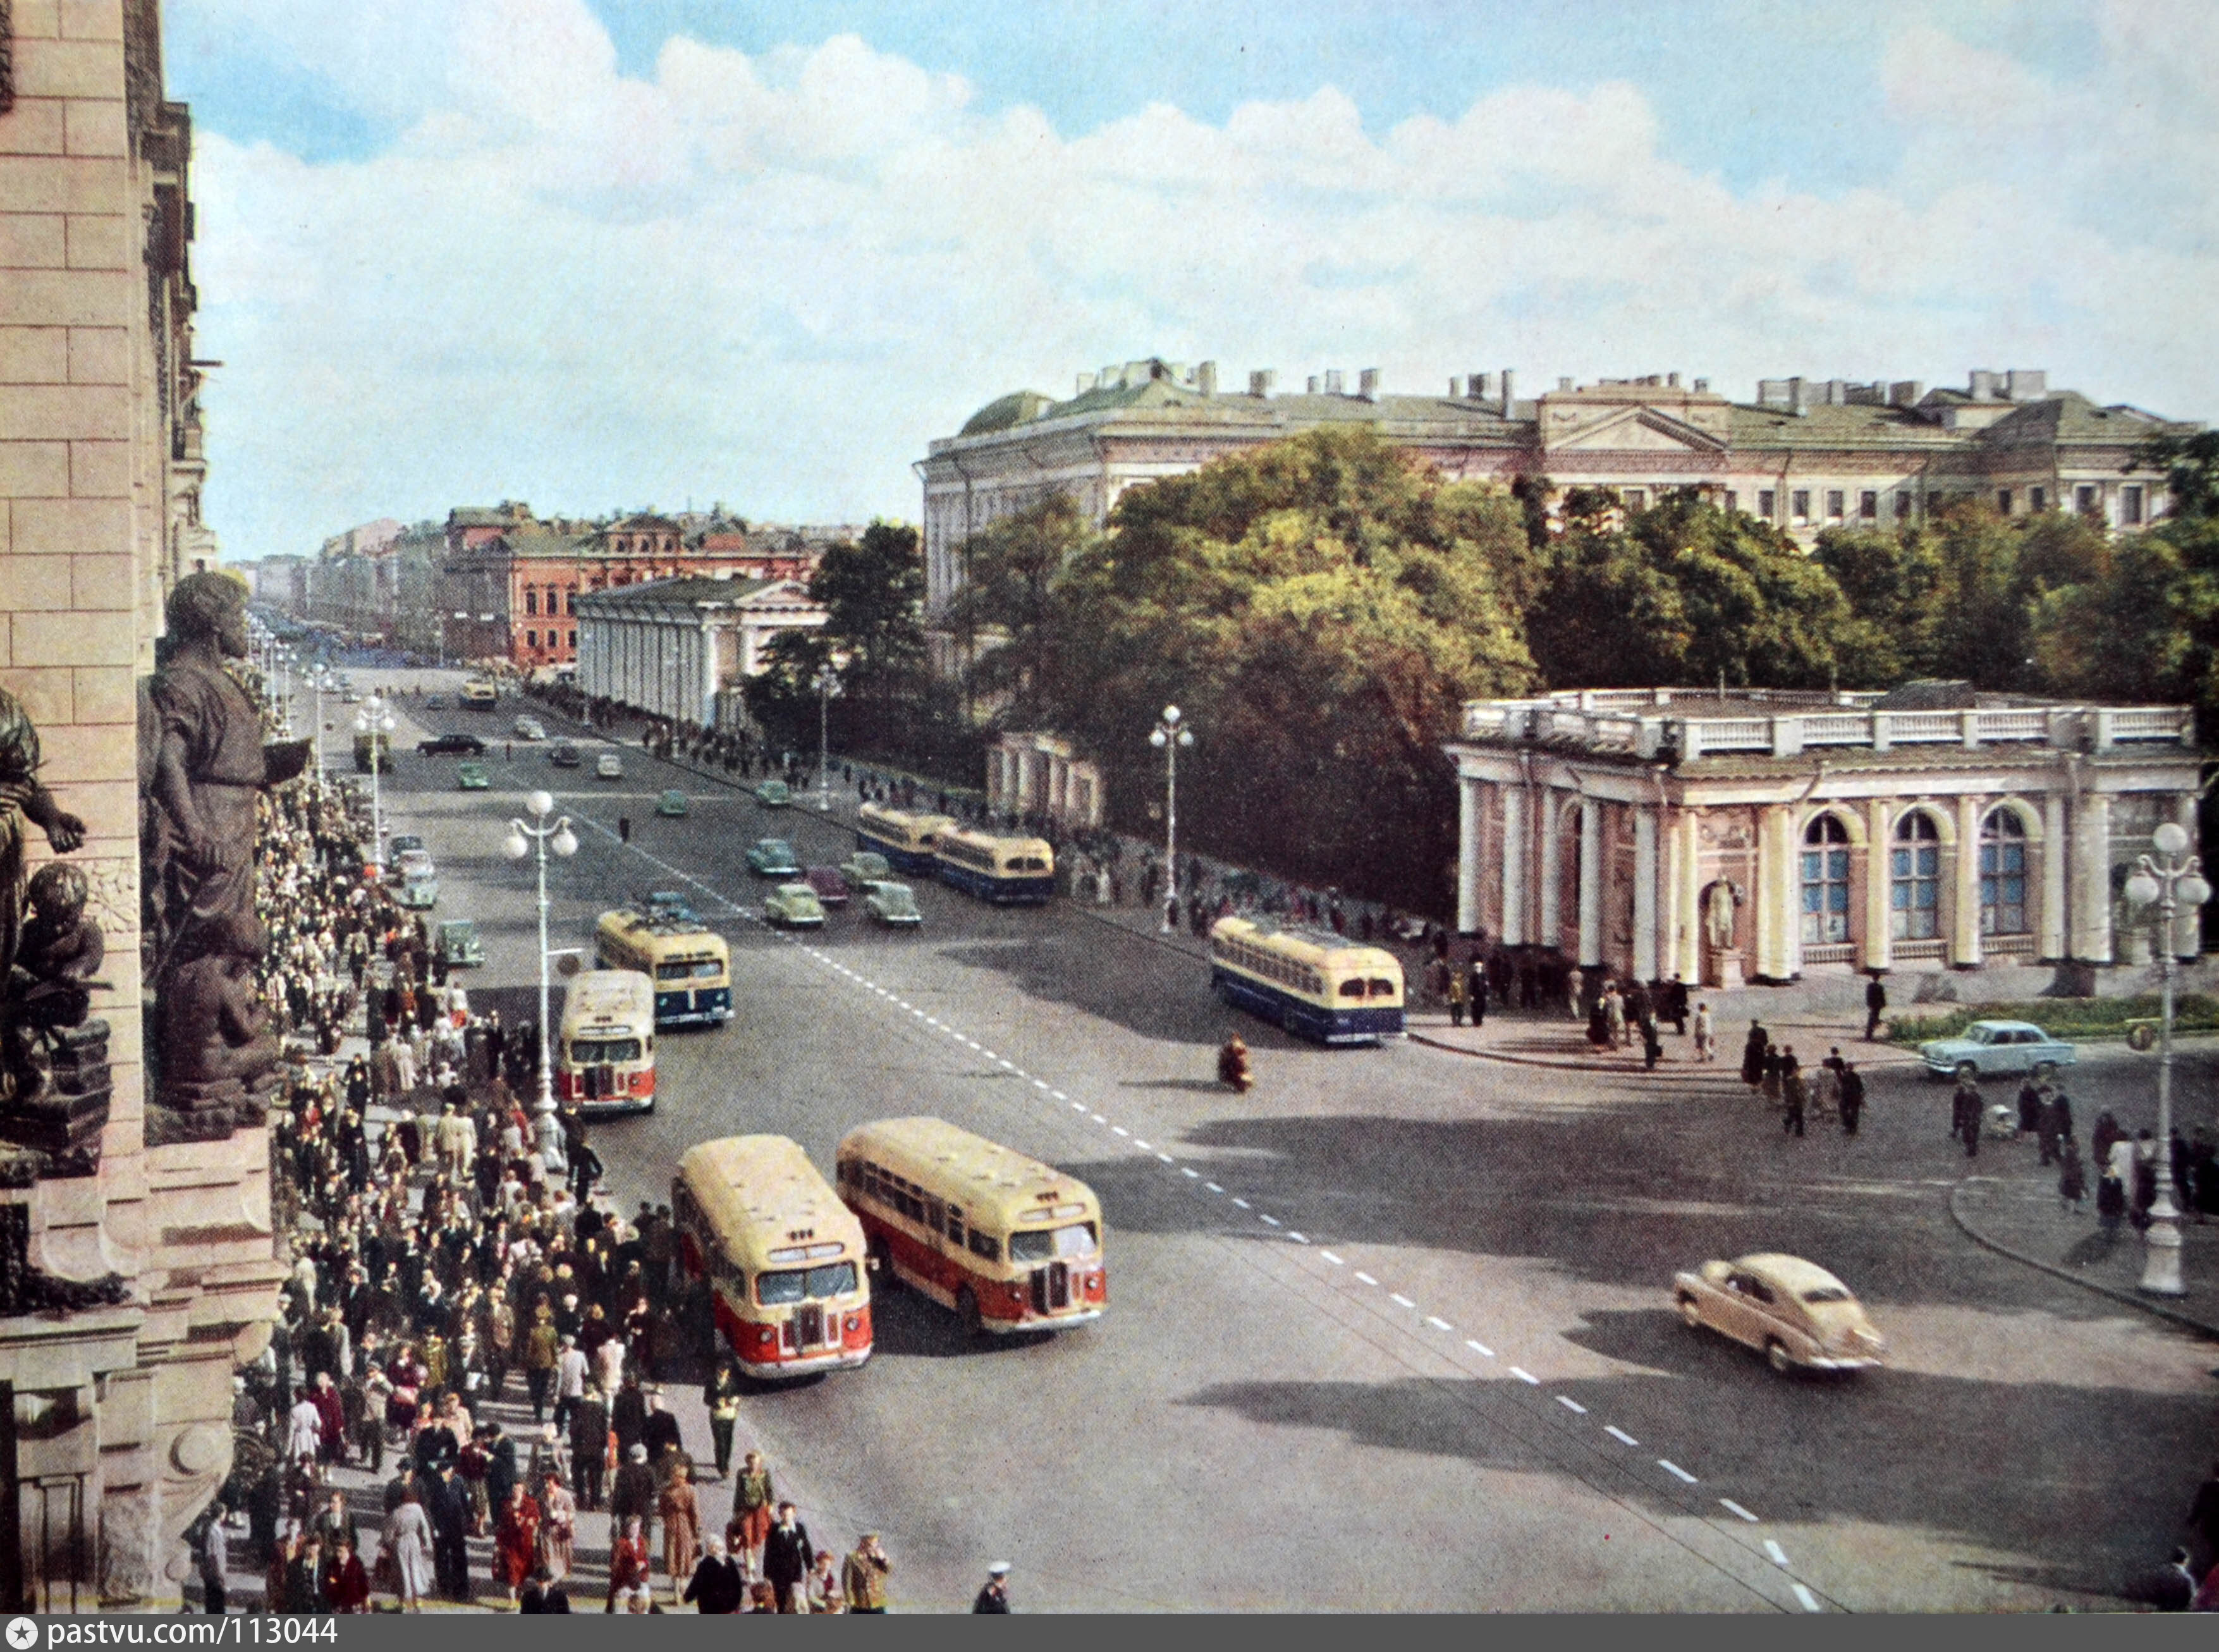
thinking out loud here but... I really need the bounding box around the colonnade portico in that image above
[1446,685,2203,989]
[987,733,1103,828]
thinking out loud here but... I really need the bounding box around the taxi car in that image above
[746,838,801,878]
[656,788,690,818]
[764,883,827,928]
[862,881,921,927]
[595,752,624,780]
[841,850,893,886]
[435,919,484,968]
[456,761,490,790]
[754,778,792,808]
[803,866,851,907]
[1672,1253,1886,1375]
[1918,1020,2077,1081]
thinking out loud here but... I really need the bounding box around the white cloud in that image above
[188,0,2219,563]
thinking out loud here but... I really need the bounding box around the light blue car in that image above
[746,838,801,878]
[1919,1020,2077,1081]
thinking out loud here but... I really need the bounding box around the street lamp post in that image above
[353,692,396,867]
[1149,706,1194,933]
[504,790,578,1173]
[307,666,331,789]
[813,663,843,812]
[2124,819,2212,1297]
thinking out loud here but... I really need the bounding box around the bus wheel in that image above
[957,1287,984,1340]
[868,1237,899,1293]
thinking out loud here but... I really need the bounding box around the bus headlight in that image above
[845,1315,860,1333]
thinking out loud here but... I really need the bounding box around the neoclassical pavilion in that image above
[1442,683,2205,987]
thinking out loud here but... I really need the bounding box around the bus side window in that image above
[968,1230,1000,1262]
[1370,977,1396,998]
[946,1209,965,1245]
[1338,979,1364,998]
[925,1197,944,1237]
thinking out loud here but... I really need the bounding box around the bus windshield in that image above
[654,959,723,981]
[755,1262,859,1305]
[1008,1223,1097,1263]
[568,1036,642,1063]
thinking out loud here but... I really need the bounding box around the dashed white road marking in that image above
[1090,1114,1107,1124]
[1156,1152,1175,1163]
[1556,1396,1587,1414]
[1230,1196,1250,1209]
[1259,1214,1281,1227]
[1354,1271,1378,1287]
[1763,1538,1789,1565]
[1180,1167,1199,1178]
[1389,1292,1415,1309]
[1426,1316,1452,1331]
[1720,1501,1757,1524]
[1111,1126,1129,1137]
[1049,1091,1067,1101]
[1658,1460,1698,1484]
[1133,1139,1151,1150]
[1605,1426,1639,1447]
[1073,1103,1088,1113]
[1321,1252,1345,1267]
[1032,1079,1050,1090]
[1792,1584,1820,1613]
[1287,1232,1308,1244]
[1204,1182,1225,1194]
[1465,1339,1494,1357]
[1508,1367,1540,1386]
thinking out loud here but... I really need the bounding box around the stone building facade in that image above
[1443,685,2204,992]
[986,732,1103,829]
[574,575,827,730]
[918,357,2201,677]
[0,0,284,1609]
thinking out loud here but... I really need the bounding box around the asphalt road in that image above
[334,663,2219,1612]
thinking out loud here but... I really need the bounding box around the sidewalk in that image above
[1951,1168,2219,1341]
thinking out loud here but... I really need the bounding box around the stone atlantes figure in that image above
[0,687,89,1110]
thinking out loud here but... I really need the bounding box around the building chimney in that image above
[1557,376,1574,391]
[1969,369,1998,401]
[1757,379,1789,407]
[1826,379,1847,406]
[1099,365,1118,391]
[1307,376,1320,395]
[2005,369,2046,401]
[1667,371,1681,388]
[1788,377,1812,417]
[1323,369,1345,395]
[1076,372,1098,396]
[1249,369,1275,398]
[1195,360,1218,396]
[1469,373,1493,400]
[1358,367,1381,400]
[1500,371,1516,417]
[1888,380,1924,407]
[1692,377,1708,393]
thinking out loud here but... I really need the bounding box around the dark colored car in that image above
[549,741,582,768]
[417,732,487,756]
[804,866,852,907]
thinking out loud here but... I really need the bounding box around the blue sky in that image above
[162,0,2218,561]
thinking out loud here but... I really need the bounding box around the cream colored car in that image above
[1672,1253,1886,1375]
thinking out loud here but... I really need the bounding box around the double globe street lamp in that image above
[2123,819,2211,1297]
[813,661,843,812]
[504,791,578,1173]
[353,692,397,867]
[1149,706,1194,934]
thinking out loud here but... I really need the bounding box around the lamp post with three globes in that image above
[504,790,578,1172]
[2123,818,2211,1297]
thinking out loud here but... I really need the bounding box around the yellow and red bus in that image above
[555,969,656,1114]
[673,1136,872,1379]
[835,1117,1104,1335]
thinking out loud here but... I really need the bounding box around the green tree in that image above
[2132,430,2219,523]
[810,521,927,685]
[944,494,1100,726]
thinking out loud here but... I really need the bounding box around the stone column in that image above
[1538,789,1562,950]
[1674,811,1704,985]
[1864,798,1893,972]
[2041,792,2068,960]
[1953,793,1984,967]
[2175,792,2203,960]
[2073,792,2113,963]
[1455,774,1482,935]
[1577,797,1603,967]
[1632,805,1660,982]
[1754,804,1797,981]
[701,620,722,727]
[1500,783,1529,946]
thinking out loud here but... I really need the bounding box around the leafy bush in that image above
[1886,994,2219,1044]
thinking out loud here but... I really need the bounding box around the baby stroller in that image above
[1985,1103,2020,1141]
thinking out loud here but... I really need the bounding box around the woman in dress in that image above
[379,1490,434,1612]
[535,1468,576,1583]
[606,1516,650,1613]
[659,1463,700,1594]
[492,1479,541,1604]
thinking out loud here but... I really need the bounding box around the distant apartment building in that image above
[918,358,2201,675]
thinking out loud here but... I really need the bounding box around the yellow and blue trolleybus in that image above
[1208,915,1405,1044]
[854,803,959,874]
[933,827,1054,905]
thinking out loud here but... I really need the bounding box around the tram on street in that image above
[674,1136,873,1378]
[1207,915,1406,1044]
[555,969,657,1113]
[836,1117,1104,1335]
[594,903,731,1029]
[853,802,959,873]
[932,827,1055,905]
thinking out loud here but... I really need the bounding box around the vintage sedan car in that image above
[456,761,490,790]
[424,694,448,711]
[764,883,826,928]
[388,834,427,857]
[393,874,439,909]
[1918,1020,2077,1081]
[1673,1253,1886,1375]
[548,740,581,768]
[512,716,546,740]
[418,732,486,756]
[656,788,689,818]
[595,752,624,780]
[862,880,922,927]
[746,838,802,878]
[803,866,851,907]
[841,850,893,886]
[434,919,484,968]
[754,778,792,808]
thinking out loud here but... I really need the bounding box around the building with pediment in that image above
[917,358,2199,676]
[1441,682,2204,992]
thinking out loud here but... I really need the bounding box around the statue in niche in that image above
[1702,878,1743,952]
[142,573,309,1124]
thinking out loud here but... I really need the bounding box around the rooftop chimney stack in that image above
[1358,367,1381,400]
[2005,369,2047,401]
[1499,370,1516,417]
[1692,377,1708,393]
[1076,372,1098,396]
[1969,369,1998,402]
[1826,379,1847,406]
[1249,369,1275,398]
[1470,373,1493,400]
[1788,377,1812,417]
[1323,369,1345,395]
[1667,371,1681,388]
[1889,380,1924,407]
[1195,360,1218,396]
[1307,375,1321,394]
[1757,379,1789,407]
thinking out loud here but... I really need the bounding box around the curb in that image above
[1947,1177,2219,1342]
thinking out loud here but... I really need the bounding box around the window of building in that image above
[1859,490,1879,521]
[1791,489,1811,525]
[566,589,578,615]
[1979,810,2028,936]
[568,630,577,648]
[2122,484,2144,525]
[1723,491,1739,513]
[1800,814,1852,945]
[1826,489,1845,522]
[2076,485,2100,517]
[1759,489,1776,520]
[1996,489,2013,514]
[1622,489,1646,511]
[1895,489,1913,521]
[2030,486,2047,511]
[1890,812,1942,941]
[526,630,539,649]
[525,589,538,616]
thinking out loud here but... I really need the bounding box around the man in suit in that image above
[762,1501,814,1613]
[609,1443,658,1558]
[422,1463,472,1601]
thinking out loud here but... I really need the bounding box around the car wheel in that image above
[1954,1062,1978,1082]
[1765,1338,1794,1376]
[957,1287,984,1338]
[1677,1294,1702,1329]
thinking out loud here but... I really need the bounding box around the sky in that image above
[164,0,2219,563]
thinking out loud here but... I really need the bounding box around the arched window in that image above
[1979,810,2029,935]
[1800,814,1852,944]
[523,588,538,616]
[1890,812,1942,940]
